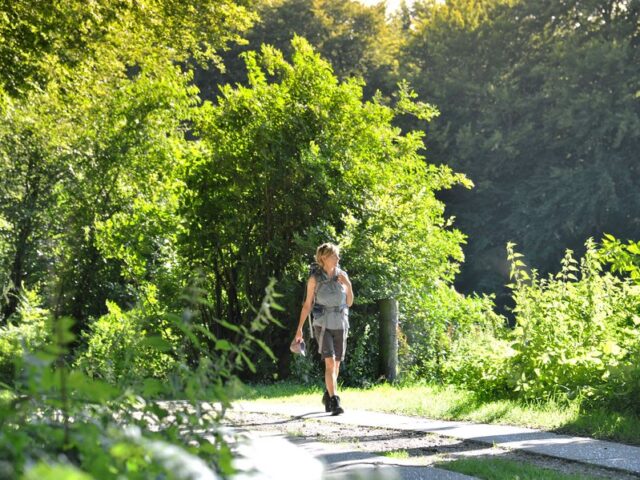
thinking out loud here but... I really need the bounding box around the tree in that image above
[0,0,256,321]
[0,101,61,318]
[183,37,469,378]
[194,0,402,101]
[402,0,640,302]
[0,0,255,95]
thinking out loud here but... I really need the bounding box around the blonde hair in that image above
[315,242,340,267]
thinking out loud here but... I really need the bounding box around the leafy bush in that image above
[403,284,505,384]
[600,234,640,284]
[505,240,640,406]
[184,37,470,385]
[1,281,281,478]
[341,306,380,387]
[441,324,513,398]
[75,284,178,386]
[444,239,640,412]
[0,288,49,386]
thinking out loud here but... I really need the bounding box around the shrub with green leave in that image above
[0,288,49,385]
[406,284,506,385]
[2,281,282,478]
[75,284,177,386]
[506,240,640,406]
[600,234,640,285]
[449,239,640,411]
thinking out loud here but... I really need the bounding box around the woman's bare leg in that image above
[325,358,344,414]
[324,357,338,396]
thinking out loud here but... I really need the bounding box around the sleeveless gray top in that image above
[311,265,349,330]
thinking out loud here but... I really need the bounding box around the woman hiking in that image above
[294,243,354,415]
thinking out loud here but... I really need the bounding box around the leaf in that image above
[193,324,218,342]
[602,341,621,356]
[23,463,94,480]
[268,299,285,311]
[140,336,173,352]
[237,350,256,373]
[627,243,640,255]
[142,378,165,397]
[253,338,276,361]
[67,370,119,402]
[216,319,241,333]
[215,340,232,351]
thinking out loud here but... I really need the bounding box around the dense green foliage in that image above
[194,0,402,100]
[192,0,640,300]
[1,284,281,479]
[443,240,640,411]
[183,37,470,382]
[0,0,253,322]
[0,0,272,478]
[0,289,49,385]
[75,291,178,385]
[401,0,640,298]
[0,0,254,95]
[1,0,640,476]
[601,234,640,284]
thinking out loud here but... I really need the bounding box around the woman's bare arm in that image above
[295,276,316,341]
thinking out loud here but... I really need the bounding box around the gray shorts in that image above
[314,326,347,361]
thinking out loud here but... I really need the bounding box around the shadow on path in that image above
[234,401,640,476]
[234,410,331,427]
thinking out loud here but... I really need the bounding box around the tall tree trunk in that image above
[2,221,31,319]
[2,156,41,321]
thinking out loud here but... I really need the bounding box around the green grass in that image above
[235,381,640,445]
[438,458,602,480]
[382,450,409,459]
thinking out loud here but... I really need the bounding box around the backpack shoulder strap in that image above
[304,263,322,339]
[309,263,324,293]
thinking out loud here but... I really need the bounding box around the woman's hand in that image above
[337,271,354,307]
[294,328,303,343]
[337,271,351,287]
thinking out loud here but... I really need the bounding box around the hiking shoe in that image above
[322,389,331,412]
[330,395,344,416]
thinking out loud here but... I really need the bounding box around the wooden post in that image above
[378,298,398,382]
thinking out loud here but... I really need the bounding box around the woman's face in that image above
[323,252,340,268]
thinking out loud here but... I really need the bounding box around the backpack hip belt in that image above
[313,303,348,316]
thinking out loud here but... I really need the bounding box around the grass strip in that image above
[438,458,602,480]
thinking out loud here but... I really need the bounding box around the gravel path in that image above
[224,410,640,479]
